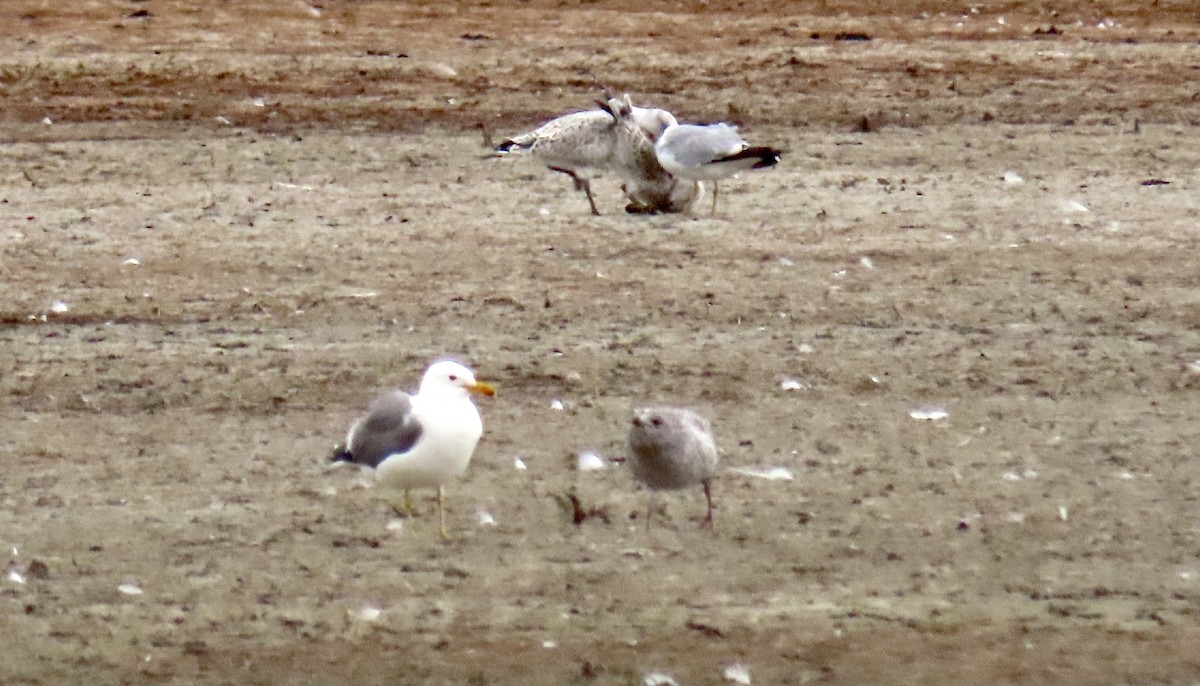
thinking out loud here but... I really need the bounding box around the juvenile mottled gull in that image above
[597,95,701,215]
[496,109,616,215]
[330,360,495,539]
[627,406,720,527]
[654,122,782,214]
[495,95,697,215]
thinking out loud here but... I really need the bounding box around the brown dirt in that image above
[2,1,1200,684]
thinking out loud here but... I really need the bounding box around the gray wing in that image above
[661,124,745,167]
[345,391,423,468]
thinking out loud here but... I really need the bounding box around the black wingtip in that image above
[328,444,354,463]
[737,146,783,169]
[714,146,782,169]
[494,139,517,153]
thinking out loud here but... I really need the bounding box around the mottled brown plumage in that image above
[627,406,720,527]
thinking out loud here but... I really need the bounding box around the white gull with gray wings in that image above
[330,360,495,539]
[654,122,781,214]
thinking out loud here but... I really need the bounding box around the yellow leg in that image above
[437,485,452,540]
[389,490,415,519]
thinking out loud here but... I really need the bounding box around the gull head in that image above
[420,360,496,399]
[630,407,666,430]
[630,106,679,142]
[597,93,634,120]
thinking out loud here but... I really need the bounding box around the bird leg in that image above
[710,182,720,216]
[389,489,416,518]
[437,485,452,541]
[700,480,715,529]
[548,166,600,216]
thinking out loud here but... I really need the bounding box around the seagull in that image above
[596,95,701,215]
[627,406,720,528]
[494,95,695,215]
[330,360,495,539]
[654,122,782,214]
[495,109,617,215]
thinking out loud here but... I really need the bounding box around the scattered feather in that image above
[475,508,497,526]
[1001,171,1024,186]
[7,569,25,585]
[1059,199,1090,213]
[549,399,565,411]
[541,639,557,649]
[644,673,679,686]
[118,583,144,596]
[350,604,382,622]
[909,406,948,421]
[723,662,753,684]
[1058,506,1069,522]
[122,257,141,266]
[50,300,69,314]
[729,466,795,481]
[859,256,874,269]
[780,378,806,391]
[576,451,607,472]
[386,519,404,532]
[424,62,458,78]
[513,457,528,471]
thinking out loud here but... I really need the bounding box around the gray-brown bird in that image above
[627,406,720,527]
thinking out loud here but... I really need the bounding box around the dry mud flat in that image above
[2,2,1200,685]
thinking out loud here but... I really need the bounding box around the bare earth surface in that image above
[2,2,1200,684]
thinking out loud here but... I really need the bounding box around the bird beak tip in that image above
[470,381,496,397]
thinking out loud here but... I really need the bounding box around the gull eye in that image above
[448,374,458,381]
[651,417,663,427]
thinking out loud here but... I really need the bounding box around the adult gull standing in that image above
[654,121,782,214]
[330,360,495,539]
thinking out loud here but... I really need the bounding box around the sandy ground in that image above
[2,1,1200,684]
